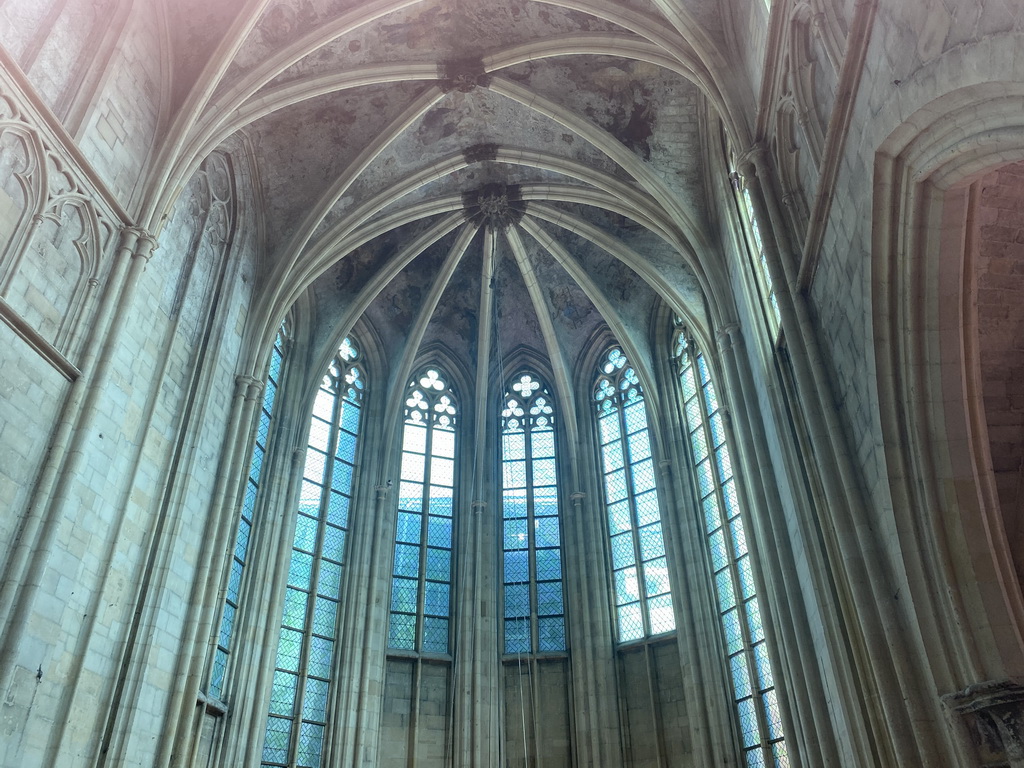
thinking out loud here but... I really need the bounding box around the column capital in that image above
[471,500,487,513]
[570,491,586,503]
[375,483,391,499]
[736,143,769,179]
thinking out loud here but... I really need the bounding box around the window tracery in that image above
[387,367,457,654]
[261,337,363,768]
[594,347,675,642]
[500,372,567,654]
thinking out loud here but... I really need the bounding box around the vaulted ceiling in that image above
[153,0,753,392]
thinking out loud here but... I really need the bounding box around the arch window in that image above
[387,368,458,654]
[594,348,675,642]
[673,329,788,767]
[261,338,364,768]
[730,168,781,333]
[501,373,567,654]
[210,326,286,700]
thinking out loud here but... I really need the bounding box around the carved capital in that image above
[462,183,524,229]
[945,680,1024,765]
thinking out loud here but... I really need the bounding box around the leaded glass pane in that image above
[282,588,308,630]
[288,551,313,589]
[504,550,529,583]
[424,581,450,616]
[391,578,419,614]
[335,430,357,464]
[537,616,567,652]
[648,594,675,634]
[276,629,302,672]
[747,597,764,642]
[297,721,324,768]
[422,616,449,653]
[503,431,526,459]
[401,452,425,482]
[738,698,759,748]
[615,567,641,604]
[505,618,530,654]
[731,653,752,699]
[608,501,632,534]
[716,568,737,609]
[611,532,636,569]
[317,560,341,599]
[754,642,775,690]
[326,492,349,528]
[312,597,337,637]
[638,526,665,565]
[307,636,333,679]
[534,516,559,548]
[263,716,292,763]
[388,613,416,649]
[504,489,528,519]
[634,490,660,526]
[537,581,563,615]
[293,514,318,553]
[618,603,644,641]
[269,670,297,716]
[425,547,451,581]
[642,557,670,598]
[505,584,530,618]
[535,548,561,581]
[396,512,422,544]
[398,482,422,511]
[303,677,329,722]
[403,422,427,453]
[321,525,345,562]
[427,515,452,548]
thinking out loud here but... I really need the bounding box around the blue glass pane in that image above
[209,649,227,698]
[709,529,728,571]
[323,491,346,528]
[263,716,292,763]
[715,445,733,482]
[615,567,641,604]
[312,596,337,637]
[535,548,561,581]
[227,559,243,604]
[710,411,726,448]
[763,689,784,740]
[432,429,455,458]
[754,642,775,690]
[731,516,748,557]
[704,380,719,415]
[427,515,452,548]
[297,721,324,768]
[426,547,451,581]
[537,581,563,616]
[737,555,755,600]
[627,430,651,463]
[504,583,530,618]
[293,514,318,553]
[282,588,308,630]
[250,445,266,480]
[533,487,558,517]
[504,519,528,550]
[608,501,631,534]
[703,495,722,534]
[422,616,449,653]
[303,678,329,722]
[307,636,333,679]
[602,442,624,472]
[532,458,556,486]
[747,597,764,642]
[276,628,303,672]
[738,697,759,748]
[630,459,656,494]
[424,581,450,616]
[340,400,361,434]
[234,519,252,562]
[308,418,331,453]
[335,430,357,464]
[731,652,752,699]
[318,560,341,599]
[504,489,528,519]
[396,512,422,544]
[610,532,636,569]
[680,365,697,399]
[648,593,675,634]
[538,616,567,652]
[772,741,790,768]
[394,543,419,578]
[531,429,555,458]
[398,482,423,511]
[269,670,297,716]
[598,415,618,444]
[685,397,702,428]
[690,425,709,462]
[288,551,313,590]
[723,479,740,519]
[696,459,715,498]
[604,470,627,503]
[634,490,660,526]
[504,550,529,583]
[534,517,560,548]
[298,481,321,516]
[388,613,416,649]
[623,401,647,434]
[390,578,419,613]
[218,604,235,648]
[505,618,530,654]
[262,385,277,426]
[697,354,711,386]
[428,488,453,516]
[319,526,344,564]
[642,557,670,597]
[618,603,644,642]
[504,460,527,488]
[722,608,743,654]
[503,432,526,460]
[716,568,736,610]
[638,523,665,561]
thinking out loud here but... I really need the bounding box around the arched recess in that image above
[872,82,1024,763]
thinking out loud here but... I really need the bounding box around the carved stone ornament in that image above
[944,679,1024,766]
[439,59,490,93]
[462,184,524,229]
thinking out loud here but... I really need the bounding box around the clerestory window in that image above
[673,328,789,767]
[261,337,364,768]
[500,372,567,655]
[730,167,781,335]
[387,368,457,655]
[210,326,287,700]
[594,347,675,643]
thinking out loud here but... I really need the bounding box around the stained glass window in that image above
[673,328,788,767]
[387,368,457,654]
[730,169,780,332]
[594,348,675,642]
[501,373,567,654]
[210,327,287,700]
[261,338,364,768]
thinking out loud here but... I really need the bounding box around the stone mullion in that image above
[716,323,837,767]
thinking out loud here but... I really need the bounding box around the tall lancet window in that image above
[594,348,675,642]
[210,326,287,700]
[388,368,457,654]
[262,338,364,768]
[501,373,567,654]
[673,329,788,767]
